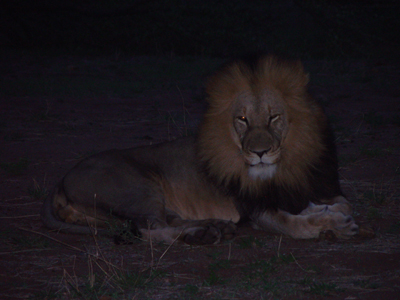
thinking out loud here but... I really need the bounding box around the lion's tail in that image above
[40,182,106,235]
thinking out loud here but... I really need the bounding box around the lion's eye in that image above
[237,116,248,123]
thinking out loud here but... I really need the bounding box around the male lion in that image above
[41,55,358,245]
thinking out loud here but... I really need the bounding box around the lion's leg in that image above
[314,195,353,215]
[139,220,236,245]
[113,205,236,245]
[298,196,353,216]
[103,184,236,245]
[252,197,358,239]
[138,215,237,245]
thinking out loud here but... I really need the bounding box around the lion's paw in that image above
[302,204,358,239]
[328,212,359,239]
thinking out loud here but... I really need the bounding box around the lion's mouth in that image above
[248,162,275,167]
[244,149,281,167]
[247,163,278,180]
[245,154,280,167]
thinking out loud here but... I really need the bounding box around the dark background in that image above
[1,0,399,59]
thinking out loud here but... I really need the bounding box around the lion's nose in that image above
[250,148,271,158]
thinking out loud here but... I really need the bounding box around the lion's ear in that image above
[293,71,309,94]
[289,60,309,90]
[205,63,250,113]
[262,58,309,97]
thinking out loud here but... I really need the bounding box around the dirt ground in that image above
[0,54,399,299]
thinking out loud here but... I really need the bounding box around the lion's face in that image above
[231,89,288,180]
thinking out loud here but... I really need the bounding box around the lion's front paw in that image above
[328,213,359,239]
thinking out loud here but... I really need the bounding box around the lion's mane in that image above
[197,55,342,216]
